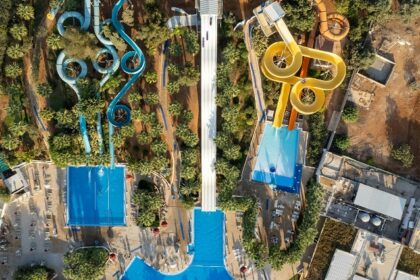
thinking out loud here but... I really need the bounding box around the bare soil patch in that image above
[337,17,420,179]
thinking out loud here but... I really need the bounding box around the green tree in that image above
[52,134,73,150]
[391,144,414,168]
[47,34,63,50]
[144,71,157,84]
[138,23,171,53]
[102,25,127,53]
[169,42,182,57]
[342,102,359,123]
[223,144,242,160]
[9,24,28,41]
[60,28,100,60]
[101,75,126,95]
[4,63,22,79]
[1,134,19,150]
[37,83,53,97]
[181,166,196,180]
[40,109,55,121]
[168,102,183,117]
[334,134,350,151]
[151,141,167,155]
[13,265,50,280]
[63,248,108,280]
[122,8,134,27]
[252,28,269,58]
[167,81,180,94]
[281,0,315,33]
[184,29,199,55]
[10,121,28,137]
[16,4,35,21]
[137,132,152,145]
[55,109,78,128]
[144,92,159,105]
[6,44,25,60]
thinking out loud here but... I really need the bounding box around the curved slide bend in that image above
[56,0,92,154]
[93,0,120,154]
[261,19,346,127]
[315,0,349,41]
[107,0,146,166]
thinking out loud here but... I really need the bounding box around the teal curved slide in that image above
[56,0,92,154]
[108,0,146,167]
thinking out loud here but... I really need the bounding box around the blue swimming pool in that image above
[252,124,301,193]
[67,166,126,226]
[121,209,232,280]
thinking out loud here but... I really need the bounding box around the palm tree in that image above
[6,44,24,60]
[4,63,22,79]
[40,109,55,121]
[9,121,28,137]
[37,83,53,97]
[9,24,28,41]
[1,134,19,151]
[17,4,35,21]
[46,34,63,50]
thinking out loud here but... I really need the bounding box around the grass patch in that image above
[307,219,357,280]
[397,247,420,276]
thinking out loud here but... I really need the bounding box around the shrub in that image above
[334,134,350,151]
[63,248,108,280]
[342,102,359,123]
[13,265,50,280]
[397,247,420,276]
[391,144,414,168]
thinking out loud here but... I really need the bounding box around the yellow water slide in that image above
[315,0,349,41]
[261,19,346,127]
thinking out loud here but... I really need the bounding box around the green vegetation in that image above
[334,134,350,152]
[306,112,327,166]
[59,28,100,60]
[133,180,163,227]
[397,247,420,276]
[215,13,256,211]
[0,187,10,202]
[251,28,268,58]
[63,248,108,280]
[13,265,51,280]
[307,219,357,280]
[391,144,414,168]
[281,0,315,33]
[137,1,172,53]
[268,180,325,270]
[342,102,359,123]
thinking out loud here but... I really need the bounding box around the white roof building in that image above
[325,249,357,280]
[395,271,419,280]
[354,183,407,220]
[3,169,29,194]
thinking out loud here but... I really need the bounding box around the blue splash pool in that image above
[121,209,232,280]
[67,166,126,226]
[252,124,301,193]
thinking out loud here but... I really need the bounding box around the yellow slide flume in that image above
[261,20,346,126]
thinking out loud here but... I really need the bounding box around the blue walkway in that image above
[122,209,232,280]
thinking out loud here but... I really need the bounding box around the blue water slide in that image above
[93,0,121,155]
[56,0,92,154]
[56,52,92,154]
[107,0,146,166]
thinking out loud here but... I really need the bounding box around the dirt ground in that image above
[337,17,420,180]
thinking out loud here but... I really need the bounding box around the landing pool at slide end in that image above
[121,209,232,280]
[66,166,126,226]
[252,124,302,193]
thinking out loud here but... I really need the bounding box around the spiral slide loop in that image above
[260,17,346,126]
[107,0,146,128]
[56,0,92,154]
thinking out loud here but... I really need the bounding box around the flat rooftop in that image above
[67,166,126,226]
